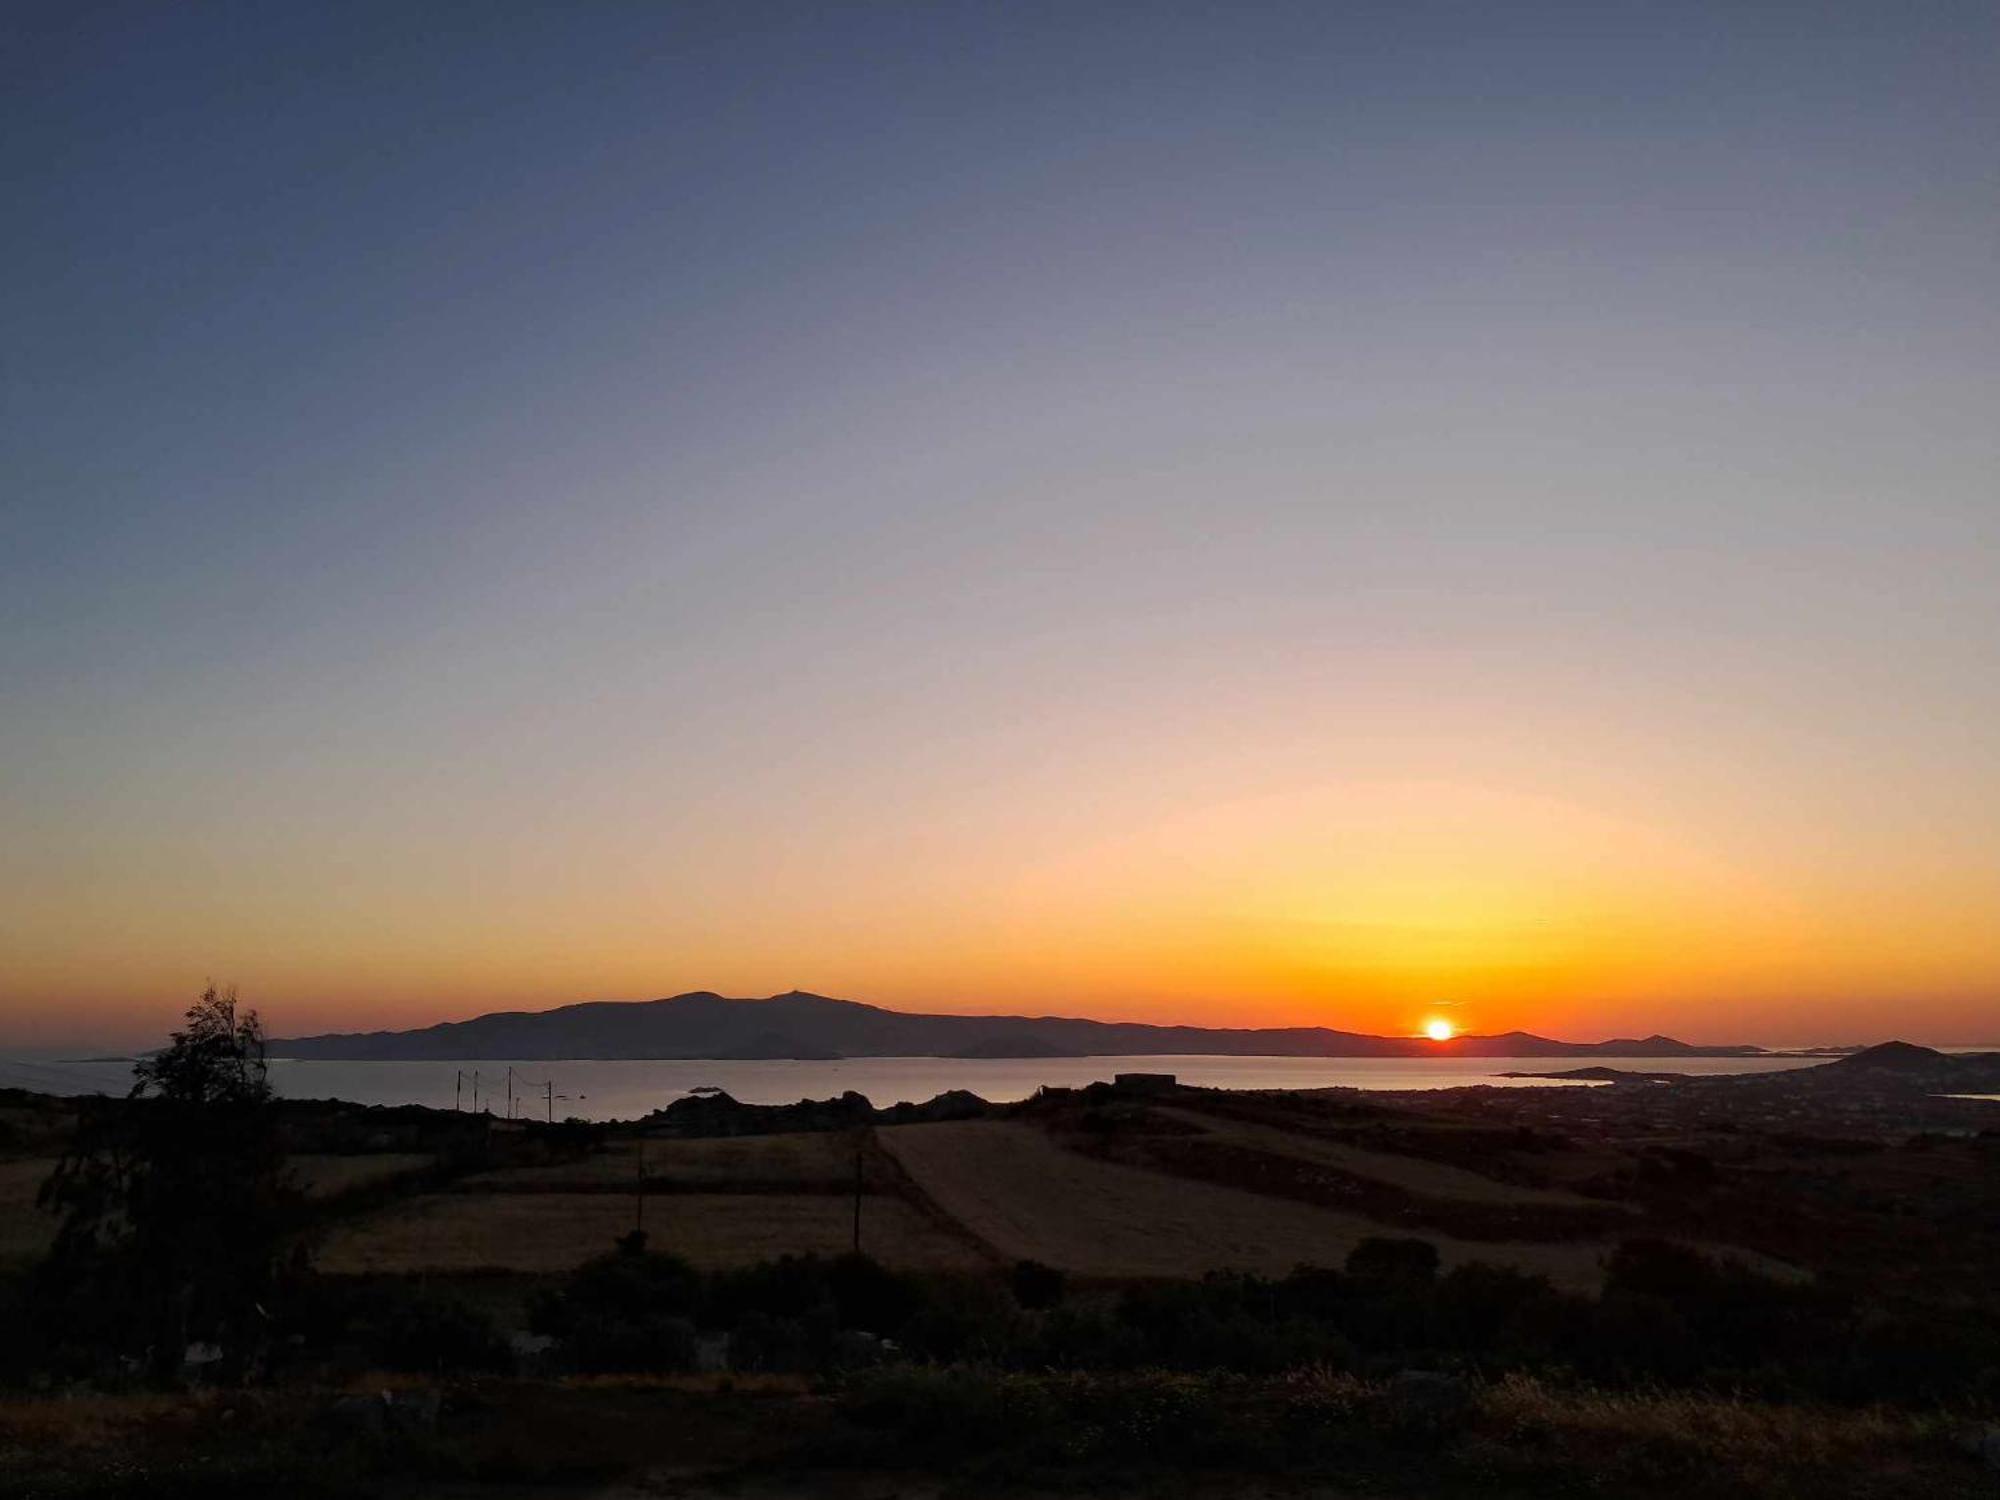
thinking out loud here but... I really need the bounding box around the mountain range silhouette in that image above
[266,990,1771,1062]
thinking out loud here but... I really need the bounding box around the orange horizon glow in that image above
[6,767,1998,1051]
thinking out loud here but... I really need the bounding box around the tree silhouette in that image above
[38,986,298,1379]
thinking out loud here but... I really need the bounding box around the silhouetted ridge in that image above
[266,991,1772,1062]
[1829,1040,1946,1071]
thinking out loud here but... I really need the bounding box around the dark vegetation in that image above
[29,989,298,1383]
[5,992,1999,1497]
[9,1231,1993,1498]
[409,1232,1995,1408]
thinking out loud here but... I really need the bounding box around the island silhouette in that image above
[266,989,1773,1062]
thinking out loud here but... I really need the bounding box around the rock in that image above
[831,1329,893,1368]
[507,1330,557,1375]
[327,1389,440,1439]
[1381,1370,1474,1431]
[384,1387,441,1435]
[694,1332,731,1373]
[326,1392,388,1437]
[1965,1426,2000,1473]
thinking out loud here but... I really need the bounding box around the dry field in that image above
[880,1121,1611,1289]
[0,1159,59,1266]
[314,1189,987,1274]
[1156,1106,1606,1207]
[461,1132,857,1189]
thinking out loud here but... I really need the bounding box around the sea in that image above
[0,1053,1832,1123]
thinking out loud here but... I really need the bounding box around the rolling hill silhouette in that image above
[266,990,1770,1062]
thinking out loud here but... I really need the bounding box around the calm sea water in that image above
[0,1052,1830,1122]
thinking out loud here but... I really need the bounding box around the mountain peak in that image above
[1832,1040,1945,1070]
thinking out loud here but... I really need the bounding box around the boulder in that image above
[1963,1426,2000,1473]
[326,1393,387,1437]
[384,1387,441,1435]
[1381,1370,1474,1432]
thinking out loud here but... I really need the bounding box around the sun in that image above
[1423,1018,1457,1042]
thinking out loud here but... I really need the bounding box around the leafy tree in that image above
[37,986,298,1378]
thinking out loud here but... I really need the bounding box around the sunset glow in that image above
[1424,1020,1458,1044]
[4,6,1997,1055]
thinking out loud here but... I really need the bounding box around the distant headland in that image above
[266,990,1777,1062]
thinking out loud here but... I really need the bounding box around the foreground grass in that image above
[0,1369,1986,1499]
[827,1366,1978,1497]
[1471,1373,1962,1496]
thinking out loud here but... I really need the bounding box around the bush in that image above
[530,1242,704,1372]
[1345,1236,1440,1289]
[899,1273,1029,1363]
[1010,1258,1066,1310]
[368,1290,510,1374]
[278,1279,508,1376]
[1108,1274,1355,1374]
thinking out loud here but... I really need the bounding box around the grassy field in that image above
[314,1188,988,1274]
[880,1121,1611,1288]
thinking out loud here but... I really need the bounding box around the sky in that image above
[4,2,1997,1052]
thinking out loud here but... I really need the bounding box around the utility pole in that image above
[472,1070,481,1114]
[851,1132,864,1255]
[455,1070,462,1112]
[545,1079,554,1123]
[506,1066,514,1119]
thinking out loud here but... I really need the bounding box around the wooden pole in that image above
[851,1135,863,1255]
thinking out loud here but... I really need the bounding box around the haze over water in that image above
[1,1053,1829,1123]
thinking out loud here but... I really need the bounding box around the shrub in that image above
[530,1242,703,1372]
[1010,1258,1066,1310]
[1345,1236,1441,1289]
[366,1290,509,1374]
